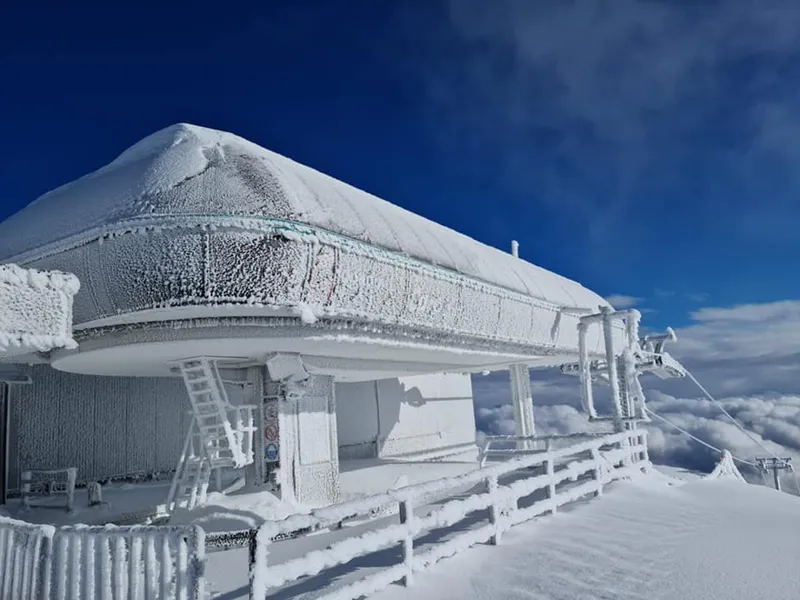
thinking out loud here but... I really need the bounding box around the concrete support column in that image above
[245,366,265,487]
[276,372,340,506]
[509,364,535,438]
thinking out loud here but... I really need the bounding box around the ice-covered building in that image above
[0,124,623,507]
[0,263,79,502]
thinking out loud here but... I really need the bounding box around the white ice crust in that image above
[0,263,79,357]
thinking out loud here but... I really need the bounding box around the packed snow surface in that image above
[0,123,605,310]
[373,476,800,600]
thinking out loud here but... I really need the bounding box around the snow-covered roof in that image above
[0,124,605,311]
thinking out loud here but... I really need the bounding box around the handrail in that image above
[478,431,609,467]
[250,429,649,599]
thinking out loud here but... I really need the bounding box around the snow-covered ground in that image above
[373,473,800,600]
[201,465,800,599]
[8,455,798,599]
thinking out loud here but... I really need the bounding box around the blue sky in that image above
[4,1,800,330]
[2,0,800,479]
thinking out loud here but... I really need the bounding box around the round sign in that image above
[264,424,279,441]
[265,442,279,462]
[264,403,279,421]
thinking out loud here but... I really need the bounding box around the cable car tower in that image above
[560,307,687,432]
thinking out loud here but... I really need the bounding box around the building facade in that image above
[0,123,620,506]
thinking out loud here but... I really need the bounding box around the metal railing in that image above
[249,429,649,599]
[0,518,205,600]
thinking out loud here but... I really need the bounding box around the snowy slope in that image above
[0,123,604,310]
[373,477,800,600]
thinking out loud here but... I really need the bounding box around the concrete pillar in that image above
[245,366,265,487]
[277,373,341,506]
[509,364,534,437]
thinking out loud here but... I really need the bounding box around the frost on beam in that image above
[0,263,79,358]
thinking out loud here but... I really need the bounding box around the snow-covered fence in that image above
[478,431,611,467]
[250,429,649,599]
[0,516,54,599]
[0,517,205,600]
[51,524,205,600]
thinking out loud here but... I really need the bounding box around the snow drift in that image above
[372,475,800,600]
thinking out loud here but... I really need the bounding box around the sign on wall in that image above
[263,390,280,465]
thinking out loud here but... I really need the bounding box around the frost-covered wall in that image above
[20,224,618,362]
[336,373,477,460]
[0,263,78,357]
[7,366,190,492]
[8,366,477,497]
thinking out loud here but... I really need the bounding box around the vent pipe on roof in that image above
[511,240,519,258]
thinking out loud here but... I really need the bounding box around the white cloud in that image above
[664,300,800,397]
[644,391,800,488]
[690,300,800,323]
[605,294,641,309]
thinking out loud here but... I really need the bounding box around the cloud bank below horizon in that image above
[473,299,800,492]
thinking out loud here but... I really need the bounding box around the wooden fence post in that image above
[399,500,414,587]
[486,475,502,545]
[590,448,603,497]
[545,440,557,515]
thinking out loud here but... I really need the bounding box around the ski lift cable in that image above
[682,368,784,464]
[644,407,757,467]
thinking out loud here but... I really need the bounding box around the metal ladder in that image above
[166,357,256,512]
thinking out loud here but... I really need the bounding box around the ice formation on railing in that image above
[0,517,205,600]
[250,430,650,599]
[0,263,79,357]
